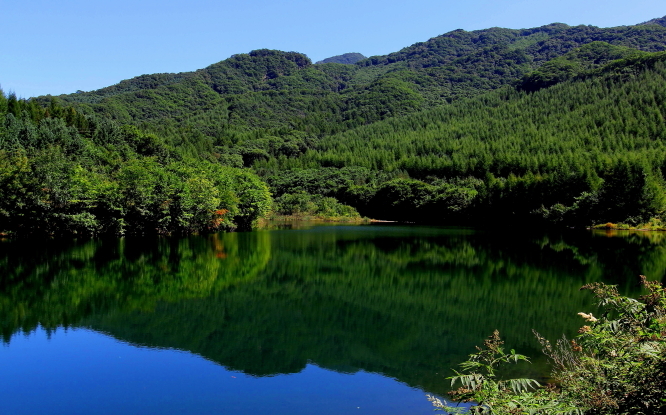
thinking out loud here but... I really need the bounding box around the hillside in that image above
[54,17,666,130]
[3,16,666,234]
[264,51,666,225]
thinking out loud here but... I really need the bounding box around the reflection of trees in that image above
[76,227,658,395]
[0,232,271,342]
[3,227,664,395]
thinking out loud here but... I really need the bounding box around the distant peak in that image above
[316,53,366,65]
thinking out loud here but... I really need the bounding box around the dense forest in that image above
[3,16,666,235]
[0,92,271,236]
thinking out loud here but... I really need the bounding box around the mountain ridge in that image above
[3,15,666,235]
[46,16,666,143]
[56,16,666,105]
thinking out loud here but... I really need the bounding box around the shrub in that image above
[433,276,666,414]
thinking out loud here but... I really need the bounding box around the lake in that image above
[1,224,663,414]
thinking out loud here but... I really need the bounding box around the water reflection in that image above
[1,232,271,341]
[2,327,433,415]
[1,225,663,397]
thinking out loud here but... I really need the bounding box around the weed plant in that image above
[432,276,666,414]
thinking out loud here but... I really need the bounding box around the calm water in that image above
[1,224,664,414]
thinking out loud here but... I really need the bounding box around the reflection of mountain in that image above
[0,232,271,341]
[2,226,664,394]
[73,227,659,394]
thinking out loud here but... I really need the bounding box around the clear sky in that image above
[2,0,665,98]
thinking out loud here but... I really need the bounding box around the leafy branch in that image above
[432,276,666,414]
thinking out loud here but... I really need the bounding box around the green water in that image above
[1,224,663,410]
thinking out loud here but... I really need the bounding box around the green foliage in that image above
[431,331,557,415]
[230,169,272,230]
[0,92,273,236]
[539,277,666,414]
[438,277,666,414]
[272,191,360,220]
[518,42,646,92]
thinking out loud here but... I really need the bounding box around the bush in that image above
[272,191,360,220]
[433,276,666,414]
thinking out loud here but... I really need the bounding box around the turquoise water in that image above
[1,224,662,414]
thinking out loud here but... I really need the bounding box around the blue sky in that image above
[2,0,665,98]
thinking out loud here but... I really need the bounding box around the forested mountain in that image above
[266,51,666,224]
[52,17,666,131]
[316,53,366,64]
[4,16,666,235]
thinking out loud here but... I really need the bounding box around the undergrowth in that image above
[430,276,666,414]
